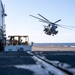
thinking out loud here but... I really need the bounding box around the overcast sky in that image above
[2,0,75,43]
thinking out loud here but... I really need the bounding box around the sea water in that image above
[33,43,75,46]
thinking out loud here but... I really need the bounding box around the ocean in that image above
[33,43,75,46]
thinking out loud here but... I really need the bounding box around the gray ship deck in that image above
[0,51,75,75]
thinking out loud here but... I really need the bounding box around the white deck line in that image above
[32,56,68,75]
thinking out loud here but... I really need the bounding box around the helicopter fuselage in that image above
[44,24,58,36]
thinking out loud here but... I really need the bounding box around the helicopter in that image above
[30,14,75,36]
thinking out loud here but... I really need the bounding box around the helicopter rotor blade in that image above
[39,20,49,23]
[56,24,75,28]
[38,13,51,24]
[55,24,74,30]
[30,14,48,23]
[60,25,75,28]
[54,19,61,23]
[58,26,73,30]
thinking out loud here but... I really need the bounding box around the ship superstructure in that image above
[0,0,7,51]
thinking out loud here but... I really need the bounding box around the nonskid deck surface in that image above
[0,51,31,57]
[33,51,75,68]
[0,51,36,75]
[0,51,75,75]
[0,51,36,65]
